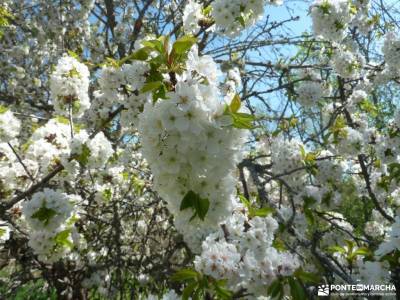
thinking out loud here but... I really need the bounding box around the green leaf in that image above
[272,237,287,251]
[0,228,6,237]
[31,206,57,226]
[193,287,205,300]
[288,277,307,300]
[229,112,256,129]
[104,57,119,68]
[236,15,246,27]
[272,129,281,137]
[72,99,81,113]
[54,229,73,249]
[299,145,305,159]
[240,194,274,218]
[303,196,317,209]
[202,5,212,16]
[67,50,80,61]
[171,269,199,282]
[118,47,154,66]
[180,191,210,221]
[180,190,196,210]
[172,35,197,55]
[230,94,241,113]
[66,214,79,226]
[0,7,13,20]
[389,163,400,182]
[238,194,251,209]
[140,81,163,93]
[120,47,152,64]
[194,196,210,221]
[132,177,146,196]
[344,240,355,253]
[102,189,112,201]
[182,282,198,300]
[294,268,320,284]
[68,67,81,78]
[147,63,164,82]
[213,280,232,300]
[76,144,91,166]
[131,47,150,61]
[349,247,372,260]
[0,105,8,114]
[353,247,371,256]
[304,208,315,226]
[142,39,164,53]
[249,206,274,217]
[56,116,69,124]
[152,82,168,101]
[267,279,283,298]
[327,245,346,254]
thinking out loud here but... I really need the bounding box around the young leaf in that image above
[272,237,287,251]
[180,190,196,211]
[294,268,320,284]
[172,35,197,55]
[229,112,256,129]
[194,196,210,221]
[267,279,283,298]
[54,229,73,248]
[180,190,210,221]
[213,280,232,300]
[141,81,163,93]
[352,247,371,257]
[304,208,315,226]
[327,245,346,254]
[230,94,241,113]
[142,39,164,53]
[238,194,251,209]
[202,5,212,16]
[56,116,70,124]
[0,105,8,114]
[67,50,80,60]
[31,206,57,226]
[76,144,91,166]
[182,282,198,300]
[249,206,274,217]
[236,15,246,27]
[193,287,205,300]
[131,48,150,61]
[171,268,199,282]
[288,277,307,300]
[119,47,152,65]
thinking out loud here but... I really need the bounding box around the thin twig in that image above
[7,142,35,182]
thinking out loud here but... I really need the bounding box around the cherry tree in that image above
[1,0,400,299]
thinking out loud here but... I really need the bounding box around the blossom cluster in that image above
[331,47,364,79]
[382,32,400,77]
[22,188,81,262]
[311,0,372,42]
[212,0,264,36]
[50,55,90,117]
[270,135,305,192]
[138,47,248,250]
[0,108,20,143]
[4,0,400,298]
[89,60,151,131]
[70,131,114,169]
[25,118,71,174]
[311,0,353,42]
[194,207,300,296]
[182,0,203,34]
